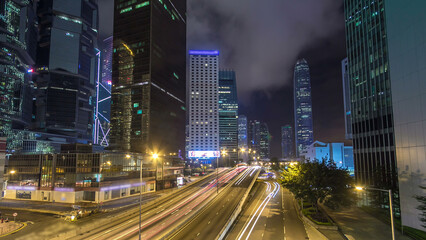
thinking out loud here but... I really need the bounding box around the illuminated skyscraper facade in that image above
[248,120,261,155]
[344,0,396,189]
[188,50,219,161]
[219,70,238,163]
[0,1,37,140]
[35,0,99,141]
[259,122,270,160]
[281,125,294,158]
[238,115,248,162]
[294,59,314,157]
[93,36,113,146]
[345,0,426,230]
[238,115,248,150]
[342,58,352,139]
[111,0,187,154]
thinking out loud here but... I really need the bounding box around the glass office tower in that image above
[219,70,238,163]
[344,0,397,189]
[293,59,314,157]
[111,0,187,155]
[35,0,99,141]
[0,1,37,140]
[341,58,352,139]
[259,122,270,160]
[281,125,294,158]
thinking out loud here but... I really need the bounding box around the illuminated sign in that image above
[177,177,184,186]
[7,186,36,191]
[188,151,220,158]
[189,50,219,56]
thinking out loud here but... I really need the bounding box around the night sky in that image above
[99,0,350,157]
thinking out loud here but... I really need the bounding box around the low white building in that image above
[304,141,354,175]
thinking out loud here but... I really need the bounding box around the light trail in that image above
[237,181,280,240]
[103,167,247,240]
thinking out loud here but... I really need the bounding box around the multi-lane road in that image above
[168,167,259,240]
[72,167,249,240]
[227,179,308,240]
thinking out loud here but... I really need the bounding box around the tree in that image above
[415,186,426,228]
[279,159,355,212]
[270,157,280,171]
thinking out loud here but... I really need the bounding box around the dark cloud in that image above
[99,1,348,157]
[188,0,344,101]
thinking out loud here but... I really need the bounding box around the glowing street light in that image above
[9,170,16,174]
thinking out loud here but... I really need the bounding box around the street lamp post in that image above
[128,154,142,240]
[216,156,219,194]
[356,187,395,240]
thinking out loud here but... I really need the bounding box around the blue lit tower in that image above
[293,59,314,157]
[34,0,99,141]
[219,70,238,164]
[93,36,112,146]
[0,0,37,151]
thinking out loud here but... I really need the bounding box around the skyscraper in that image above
[0,1,37,140]
[344,0,397,190]
[238,115,248,149]
[281,125,294,158]
[34,0,99,141]
[93,36,113,146]
[219,70,238,163]
[259,122,270,160]
[248,120,261,155]
[381,0,426,231]
[341,58,352,139]
[187,50,219,163]
[294,59,314,157]
[111,1,186,154]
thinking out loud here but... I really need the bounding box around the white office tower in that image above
[187,50,220,163]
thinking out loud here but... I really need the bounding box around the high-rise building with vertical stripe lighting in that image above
[294,59,314,157]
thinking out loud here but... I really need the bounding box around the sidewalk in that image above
[321,205,411,240]
[0,221,25,237]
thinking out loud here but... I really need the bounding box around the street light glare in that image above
[152,153,159,159]
[355,186,364,191]
[10,170,16,174]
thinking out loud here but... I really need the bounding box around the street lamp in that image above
[356,186,395,240]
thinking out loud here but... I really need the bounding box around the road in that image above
[2,169,230,240]
[71,167,245,240]
[227,180,308,240]
[167,167,260,240]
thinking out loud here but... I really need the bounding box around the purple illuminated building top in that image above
[189,50,219,55]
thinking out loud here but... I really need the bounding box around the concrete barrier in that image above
[216,170,260,240]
